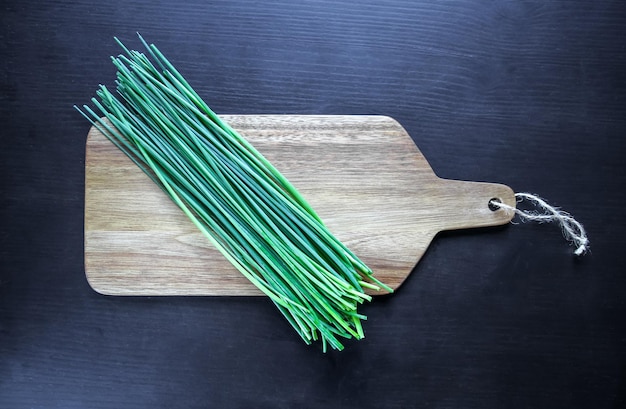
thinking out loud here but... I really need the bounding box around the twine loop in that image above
[490,193,589,256]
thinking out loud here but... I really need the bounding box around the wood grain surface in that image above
[85,115,514,295]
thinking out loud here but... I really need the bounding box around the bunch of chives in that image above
[76,35,391,351]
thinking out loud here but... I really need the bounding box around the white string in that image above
[490,193,589,256]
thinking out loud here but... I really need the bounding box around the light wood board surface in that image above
[85,115,514,296]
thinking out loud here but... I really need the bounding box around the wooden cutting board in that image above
[85,115,514,296]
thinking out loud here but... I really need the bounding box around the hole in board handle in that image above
[488,197,502,212]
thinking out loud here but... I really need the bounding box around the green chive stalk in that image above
[76,34,392,351]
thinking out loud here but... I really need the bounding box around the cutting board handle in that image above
[432,178,515,232]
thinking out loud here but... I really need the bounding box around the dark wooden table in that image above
[1,1,624,407]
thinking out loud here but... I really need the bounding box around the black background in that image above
[1,1,625,408]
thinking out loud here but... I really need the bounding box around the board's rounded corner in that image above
[376,114,404,128]
[383,280,405,296]
[84,270,113,296]
[371,267,414,298]
[84,117,112,144]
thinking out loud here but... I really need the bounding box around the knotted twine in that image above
[489,193,589,256]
